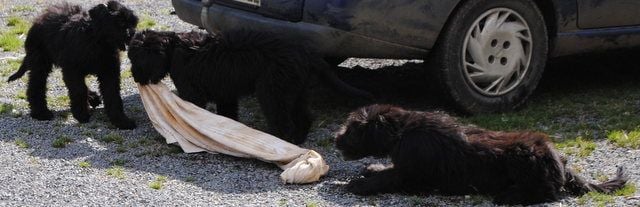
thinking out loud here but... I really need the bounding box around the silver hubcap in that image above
[463,8,532,96]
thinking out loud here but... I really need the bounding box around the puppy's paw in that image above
[88,91,102,108]
[73,112,91,123]
[113,117,136,130]
[346,178,376,196]
[360,164,388,177]
[30,110,54,121]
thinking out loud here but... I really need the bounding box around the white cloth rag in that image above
[137,83,329,184]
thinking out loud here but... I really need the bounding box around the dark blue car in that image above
[172,0,640,113]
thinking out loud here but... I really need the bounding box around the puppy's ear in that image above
[89,3,108,19]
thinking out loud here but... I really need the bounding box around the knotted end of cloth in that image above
[280,150,329,184]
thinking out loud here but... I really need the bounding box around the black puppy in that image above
[7,1,138,129]
[335,105,627,205]
[128,30,372,144]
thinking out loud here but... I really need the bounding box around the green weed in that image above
[52,135,72,148]
[607,130,640,149]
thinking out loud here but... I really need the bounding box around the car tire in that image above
[431,0,548,114]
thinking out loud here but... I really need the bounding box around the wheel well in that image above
[532,0,558,54]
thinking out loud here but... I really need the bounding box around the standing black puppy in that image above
[335,105,627,205]
[7,1,138,129]
[128,30,373,144]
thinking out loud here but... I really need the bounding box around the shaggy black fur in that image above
[128,30,372,144]
[7,1,138,129]
[335,104,628,205]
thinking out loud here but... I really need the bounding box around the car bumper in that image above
[171,0,428,59]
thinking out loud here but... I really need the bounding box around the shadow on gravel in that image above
[2,49,639,199]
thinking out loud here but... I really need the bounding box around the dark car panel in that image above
[173,0,428,58]
[554,27,640,56]
[578,0,640,29]
[302,0,460,50]
[215,0,305,21]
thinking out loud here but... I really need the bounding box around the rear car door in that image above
[577,0,640,28]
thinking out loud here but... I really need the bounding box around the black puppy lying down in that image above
[335,104,627,205]
[128,30,372,144]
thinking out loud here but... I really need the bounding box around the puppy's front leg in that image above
[97,63,136,129]
[361,164,394,177]
[347,168,401,195]
[217,100,239,120]
[62,71,90,123]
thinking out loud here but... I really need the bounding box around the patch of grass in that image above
[52,135,72,148]
[11,5,36,12]
[127,142,139,149]
[106,166,125,179]
[577,183,637,207]
[463,86,640,140]
[607,129,640,149]
[555,136,597,157]
[15,90,26,100]
[315,137,333,149]
[120,69,132,79]
[149,175,168,190]
[305,200,319,207]
[138,137,155,146]
[6,16,30,34]
[110,159,128,166]
[48,95,69,107]
[277,198,288,207]
[135,145,183,157]
[467,195,489,205]
[101,133,124,144]
[0,16,30,51]
[184,176,196,182]
[80,130,94,137]
[0,35,21,50]
[614,183,636,196]
[19,128,33,135]
[0,103,14,114]
[0,59,22,77]
[78,161,91,168]
[577,191,614,207]
[14,139,29,148]
[137,15,157,30]
[166,145,183,154]
[116,145,128,153]
[595,172,609,183]
[408,196,425,206]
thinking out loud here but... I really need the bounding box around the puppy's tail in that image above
[311,57,374,100]
[564,166,627,195]
[7,62,29,82]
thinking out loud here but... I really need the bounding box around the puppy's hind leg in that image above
[290,94,312,144]
[24,52,54,120]
[255,81,298,144]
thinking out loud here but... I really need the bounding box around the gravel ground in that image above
[0,1,638,206]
